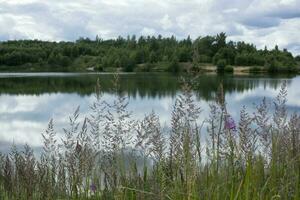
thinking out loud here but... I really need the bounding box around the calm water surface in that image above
[0,72,300,152]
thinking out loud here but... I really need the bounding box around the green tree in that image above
[149,51,158,63]
[216,59,226,72]
[167,57,180,73]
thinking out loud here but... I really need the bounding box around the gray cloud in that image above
[265,4,300,19]
[237,0,300,29]
[240,17,280,28]
[0,0,299,54]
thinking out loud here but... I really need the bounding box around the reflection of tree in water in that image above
[0,73,179,99]
[0,73,295,101]
[193,74,294,101]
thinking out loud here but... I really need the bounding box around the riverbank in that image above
[0,61,299,74]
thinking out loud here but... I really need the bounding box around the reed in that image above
[0,74,299,200]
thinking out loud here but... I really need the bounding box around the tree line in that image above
[0,33,299,72]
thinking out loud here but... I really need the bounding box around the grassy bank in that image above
[0,74,300,200]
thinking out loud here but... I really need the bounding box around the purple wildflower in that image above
[225,115,236,131]
[90,183,97,193]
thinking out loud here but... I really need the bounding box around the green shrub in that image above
[95,65,103,72]
[136,62,153,72]
[123,64,135,72]
[249,66,262,72]
[216,59,226,72]
[224,65,234,72]
[167,59,180,73]
[267,63,279,73]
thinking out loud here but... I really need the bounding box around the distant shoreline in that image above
[0,62,299,75]
[1,34,299,74]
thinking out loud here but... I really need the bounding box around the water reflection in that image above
[0,73,299,153]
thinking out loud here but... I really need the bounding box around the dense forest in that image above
[0,33,299,73]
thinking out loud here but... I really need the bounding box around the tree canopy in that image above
[0,33,298,72]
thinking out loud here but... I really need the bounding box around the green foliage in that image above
[193,36,215,63]
[224,65,234,73]
[149,51,158,63]
[0,34,298,72]
[213,47,236,65]
[217,59,227,72]
[167,57,180,73]
[249,66,263,72]
[235,53,265,66]
[139,63,153,72]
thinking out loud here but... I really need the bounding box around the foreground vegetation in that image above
[0,74,300,199]
[0,33,299,73]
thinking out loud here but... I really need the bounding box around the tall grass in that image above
[0,74,299,200]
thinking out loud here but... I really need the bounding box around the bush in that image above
[95,65,103,72]
[198,54,212,63]
[224,65,234,72]
[167,59,180,73]
[216,59,226,72]
[235,53,265,66]
[123,64,135,72]
[140,62,153,72]
[249,66,262,72]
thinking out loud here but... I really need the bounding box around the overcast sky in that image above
[0,0,299,54]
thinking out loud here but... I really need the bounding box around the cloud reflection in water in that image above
[1,74,300,152]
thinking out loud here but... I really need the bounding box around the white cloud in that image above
[160,14,173,30]
[1,0,38,5]
[223,8,239,14]
[140,27,156,35]
[0,121,44,146]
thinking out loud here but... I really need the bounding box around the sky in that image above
[0,0,300,55]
